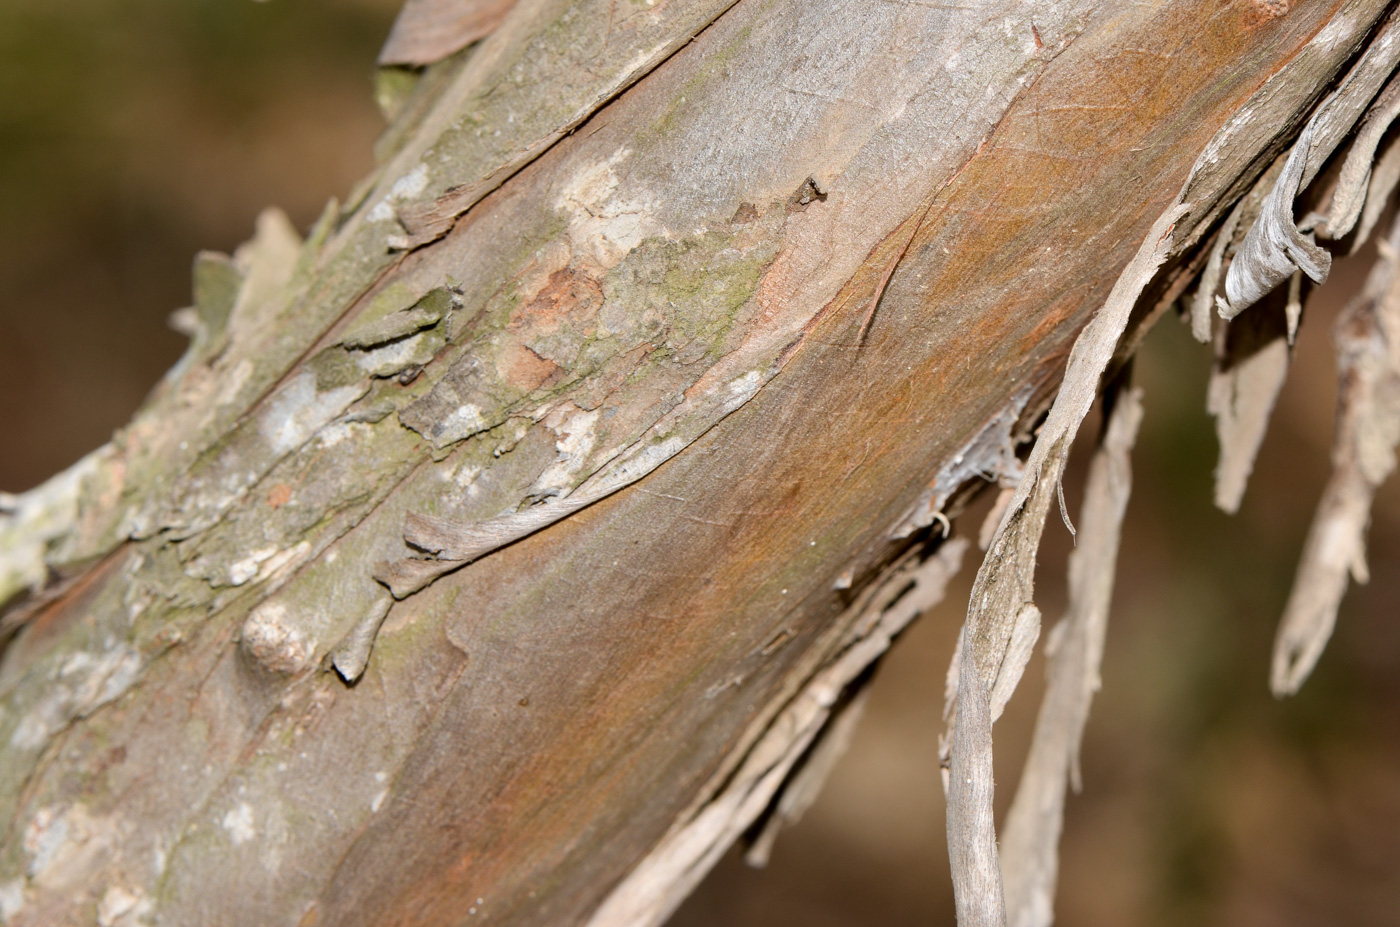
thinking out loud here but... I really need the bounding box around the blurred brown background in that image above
[1,3,1396,924]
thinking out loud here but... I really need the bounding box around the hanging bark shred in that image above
[1190,200,1245,343]
[1208,17,1400,514]
[1272,214,1400,696]
[944,202,1185,927]
[379,0,520,67]
[999,385,1143,927]
[947,624,1008,927]
[1209,290,1293,514]
[1354,131,1400,248]
[947,7,1400,919]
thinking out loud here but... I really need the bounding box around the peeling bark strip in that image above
[948,626,1007,927]
[1000,385,1143,927]
[0,1,1394,925]
[379,0,519,66]
[947,1,1400,917]
[1273,213,1400,695]
[1220,121,1333,314]
[944,203,1183,927]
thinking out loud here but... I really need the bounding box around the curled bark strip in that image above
[1222,9,1400,318]
[1272,217,1400,696]
[1221,123,1332,317]
[1000,385,1143,927]
[381,427,698,596]
[375,497,593,597]
[1325,71,1400,240]
[329,595,395,683]
[379,0,519,67]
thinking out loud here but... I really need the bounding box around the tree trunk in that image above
[0,1,1392,925]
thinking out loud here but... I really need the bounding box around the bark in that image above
[0,1,1393,926]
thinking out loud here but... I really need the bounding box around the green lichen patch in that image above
[340,287,452,350]
[189,251,244,346]
[374,65,421,123]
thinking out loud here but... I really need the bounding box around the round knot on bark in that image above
[240,602,313,675]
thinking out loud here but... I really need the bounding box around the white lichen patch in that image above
[556,148,661,269]
[589,436,687,495]
[228,547,279,586]
[258,803,289,873]
[240,602,313,675]
[0,878,24,923]
[97,885,150,927]
[0,444,109,605]
[220,803,256,845]
[367,163,430,223]
[10,644,143,751]
[22,807,67,878]
[316,421,363,450]
[258,372,365,456]
[723,370,765,413]
[450,464,482,490]
[528,406,602,499]
[221,540,312,587]
[21,805,120,892]
[444,403,489,437]
[213,357,255,410]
